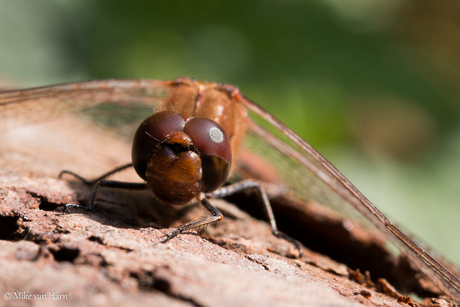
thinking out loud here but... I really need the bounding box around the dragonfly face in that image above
[0,77,459,303]
[132,110,232,204]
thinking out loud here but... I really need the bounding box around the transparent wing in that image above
[0,79,174,131]
[235,92,460,302]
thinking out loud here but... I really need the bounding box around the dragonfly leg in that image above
[63,179,147,211]
[59,163,133,185]
[60,163,142,211]
[162,193,223,242]
[207,179,302,257]
[85,180,148,210]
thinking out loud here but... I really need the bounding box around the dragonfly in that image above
[0,77,459,303]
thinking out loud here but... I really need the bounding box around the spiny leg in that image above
[161,193,223,242]
[85,180,148,210]
[207,179,302,257]
[59,163,133,185]
[65,180,147,211]
[59,163,146,211]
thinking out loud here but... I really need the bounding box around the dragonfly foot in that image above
[64,203,88,213]
[160,229,180,243]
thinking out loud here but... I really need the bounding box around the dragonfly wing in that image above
[235,92,460,302]
[0,79,174,131]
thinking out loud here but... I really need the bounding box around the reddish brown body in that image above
[131,78,245,205]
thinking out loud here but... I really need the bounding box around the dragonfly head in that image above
[132,111,232,205]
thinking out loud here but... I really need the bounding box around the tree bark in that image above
[0,115,451,306]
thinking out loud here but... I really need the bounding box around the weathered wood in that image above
[0,115,445,306]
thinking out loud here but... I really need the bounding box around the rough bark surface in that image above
[0,116,453,307]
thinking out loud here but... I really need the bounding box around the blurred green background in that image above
[1,0,460,265]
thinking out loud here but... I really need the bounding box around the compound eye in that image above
[184,118,232,192]
[132,111,185,180]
